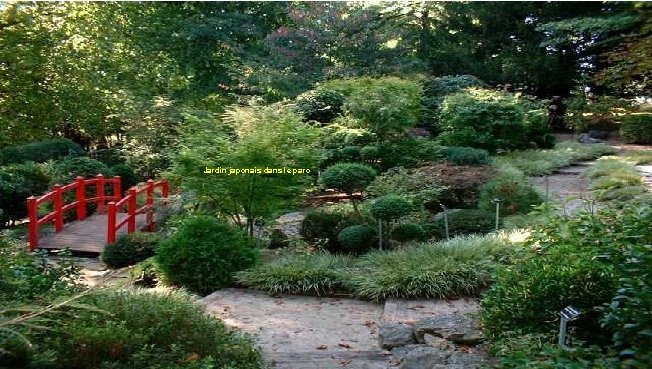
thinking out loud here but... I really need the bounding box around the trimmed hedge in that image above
[101,232,160,269]
[0,139,84,165]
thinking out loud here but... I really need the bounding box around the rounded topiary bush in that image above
[320,163,377,195]
[156,216,259,295]
[479,166,542,216]
[51,157,112,184]
[426,209,496,239]
[301,209,349,250]
[295,89,345,124]
[390,223,426,243]
[370,194,413,221]
[110,163,140,192]
[337,224,377,255]
[101,232,160,269]
[338,146,361,162]
[442,147,491,166]
[360,145,379,161]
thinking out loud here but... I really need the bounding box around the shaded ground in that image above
[199,289,485,369]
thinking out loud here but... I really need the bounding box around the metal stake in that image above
[491,198,503,230]
[440,204,449,240]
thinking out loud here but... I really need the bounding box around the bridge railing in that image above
[27,174,122,250]
[107,179,169,244]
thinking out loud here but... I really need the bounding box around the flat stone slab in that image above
[381,298,480,324]
[199,288,391,369]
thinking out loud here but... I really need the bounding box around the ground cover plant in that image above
[586,157,649,204]
[101,232,160,269]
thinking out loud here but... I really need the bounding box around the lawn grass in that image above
[496,142,616,176]
[237,231,528,300]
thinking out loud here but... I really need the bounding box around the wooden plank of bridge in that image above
[38,213,148,253]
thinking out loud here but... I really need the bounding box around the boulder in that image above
[413,314,483,346]
[379,323,415,350]
[398,346,450,369]
[578,133,603,144]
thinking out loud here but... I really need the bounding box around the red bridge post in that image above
[75,176,87,221]
[52,184,63,232]
[96,174,105,215]
[146,179,154,231]
[27,196,38,250]
[113,175,122,200]
[107,201,116,244]
[128,187,137,233]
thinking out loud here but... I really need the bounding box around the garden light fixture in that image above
[558,306,581,349]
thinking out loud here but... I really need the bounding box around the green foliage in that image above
[479,165,543,216]
[321,77,423,138]
[620,113,652,144]
[439,89,549,153]
[421,75,486,132]
[51,157,113,184]
[156,216,259,295]
[294,88,345,123]
[389,223,426,243]
[337,225,377,255]
[586,157,648,204]
[621,150,652,165]
[442,146,491,166]
[0,236,80,304]
[110,163,140,192]
[482,208,652,345]
[496,141,615,176]
[320,163,377,195]
[427,209,496,239]
[101,232,160,269]
[0,162,51,226]
[5,289,263,369]
[171,103,320,236]
[369,195,413,221]
[417,163,496,209]
[300,204,367,253]
[236,253,355,296]
[367,167,442,212]
[0,139,84,165]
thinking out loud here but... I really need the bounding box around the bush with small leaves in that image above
[421,75,486,133]
[101,232,160,269]
[51,157,113,184]
[370,195,413,221]
[320,164,377,213]
[390,223,426,243]
[426,209,496,239]
[620,113,652,144]
[0,138,84,165]
[110,163,140,192]
[360,145,379,161]
[295,89,345,124]
[156,216,259,295]
[337,225,377,255]
[479,165,542,216]
[442,147,491,166]
[0,162,51,226]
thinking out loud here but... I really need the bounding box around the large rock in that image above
[398,346,450,369]
[578,133,603,144]
[447,349,488,369]
[423,333,454,351]
[379,323,415,349]
[413,314,483,346]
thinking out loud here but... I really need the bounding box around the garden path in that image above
[199,288,486,369]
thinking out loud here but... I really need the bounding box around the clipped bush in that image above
[337,224,377,255]
[7,289,263,369]
[0,162,51,226]
[370,194,413,221]
[620,113,652,144]
[101,232,160,269]
[301,208,349,250]
[156,216,259,295]
[338,145,361,162]
[479,165,542,216]
[320,163,376,212]
[419,163,495,209]
[51,156,113,184]
[295,88,345,123]
[0,138,84,165]
[367,167,442,212]
[442,146,491,166]
[360,145,380,161]
[440,88,542,153]
[110,163,140,192]
[390,223,426,243]
[427,209,495,239]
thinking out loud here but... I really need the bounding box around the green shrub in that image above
[51,156,113,184]
[0,162,51,226]
[419,163,496,209]
[620,113,652,144]
[442,146,491,166]
[370,194,413,221]
[236,253,355,296]
[338,145,361,161]
[320,163,376,211]
[337,225,377,254]
[479,165,542,216]
[0,236,80,304]
[587,158,647,203]
[301,208,349,251]
[295,88,345,123]
[360,145,380,161]
[367,167,442,211]
[439,88,546,153]
[322,77,423,138]
[389,223,426,243]
[0,138,84,165]
[101,232,160,269]
[427,209,496,239]
[110,163,140,192]
[5,289,263,369]
[421,75,486,133]
[156,216,259,295]
[130,256,165,287]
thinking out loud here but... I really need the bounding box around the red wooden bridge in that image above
[27,174,169,253]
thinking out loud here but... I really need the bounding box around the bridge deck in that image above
[38,213,148,253]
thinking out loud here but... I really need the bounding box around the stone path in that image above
[532,162,596,215]
[199,289,486,369]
